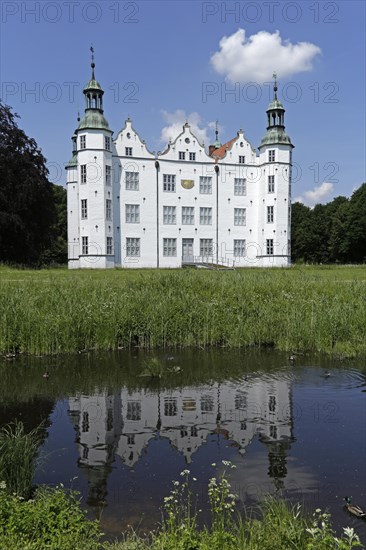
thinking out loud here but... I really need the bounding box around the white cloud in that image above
[211,29,321,83]
[294,182,334,207]
[160,110,220,149]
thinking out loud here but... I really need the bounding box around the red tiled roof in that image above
[210,136,238,159]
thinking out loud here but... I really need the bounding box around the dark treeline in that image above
[291,184,366,264]
[0,102,67,266]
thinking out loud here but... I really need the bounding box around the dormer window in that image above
[179,151,185,160]
[125,147,133,156]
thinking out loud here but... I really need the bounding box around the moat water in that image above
[0,350,365,542]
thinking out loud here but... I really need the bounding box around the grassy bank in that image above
[0,265,365,356]
[0,466,364,549]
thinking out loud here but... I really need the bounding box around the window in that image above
[81,164,87,184]
[125,171,139,190]
[106,199,112,220]
[163,174,176,192]
[164,397,177,416]
[239,155,245,164]
[182,206,194,225]
[163,238,177,256]
[125,147,133,156]
[127,401,141,421]
[106,236,113,255]
[268,175,275,193]
[268,149,275,162]
[234,239,246,257]
[179,151,185,160]
[81,199,87,219]
[82,411,89,432]
[234,208,246,226]
[163,205,176,224]
[126,237,140,256]
[266,239,274,255]
[199,176,212,194]
[106,165,111,185]
[189,152,196,161]
[200,207,212,225]
[82,236,88,255]
[105,136,110,151]
[80,135,86,149]
[234,178,246,196]
[125,204,140,223]
[200,239,213,256]
[267,205,274,223]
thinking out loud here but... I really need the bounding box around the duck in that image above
[344,496,365,519]
[323,371,331,378]
[289,354,296,363]
[42,371,50,379]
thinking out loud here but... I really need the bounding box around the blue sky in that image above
[1,0,365,204]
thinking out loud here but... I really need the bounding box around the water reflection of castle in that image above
[68,377,294,504]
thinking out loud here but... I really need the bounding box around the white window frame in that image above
[81,199,87,219]
[267,205,274,223]
[163,238,177,257]
[105,136,111,151]
[199,176,212,194]
[234,208,246,226]
[125,147,133,156]
[182,206,194,225]
[106,236,113,255]
[82,236,88,255]
[189,152,196,161]
[125,171,139,190]
[125,204,140,223]
[163,205,176,225]
[239,155,245,164]
[266,239,274,255]
[268,150,275,162]
[163,174,176,192]
[106,165,111,186]
[126,237,140,257]
[200,239,213,256]
[234,239,246,257]
[80,164,87,184]
[80,135,86,149]
[179,151,185,160]
[106,199,112,221]
[234,178,246,196]
[268,175,275,193]
[200,207,212,225]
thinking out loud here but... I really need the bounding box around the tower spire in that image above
[90,45,95,79]
[273,72,278,100]
[215,120,219,142]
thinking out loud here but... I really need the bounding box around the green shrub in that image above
[0,483,101,550]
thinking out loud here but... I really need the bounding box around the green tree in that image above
[40,184,67,265]
[344,183,366,263]
[0,102,56,265]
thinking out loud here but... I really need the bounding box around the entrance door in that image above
[182,238,194,262]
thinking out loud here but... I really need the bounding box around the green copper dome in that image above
[78,111,110,130]
[267,98,284,111]
[83,78,103,92]
[67,151,78,167]
[259,127,293,148]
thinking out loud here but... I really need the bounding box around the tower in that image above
[257,73,294,266]
[66,48,115,268]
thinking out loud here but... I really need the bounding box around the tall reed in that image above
[0,266,365,356]
[0,420,42,499]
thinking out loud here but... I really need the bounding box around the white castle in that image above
[66,54,294,269]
